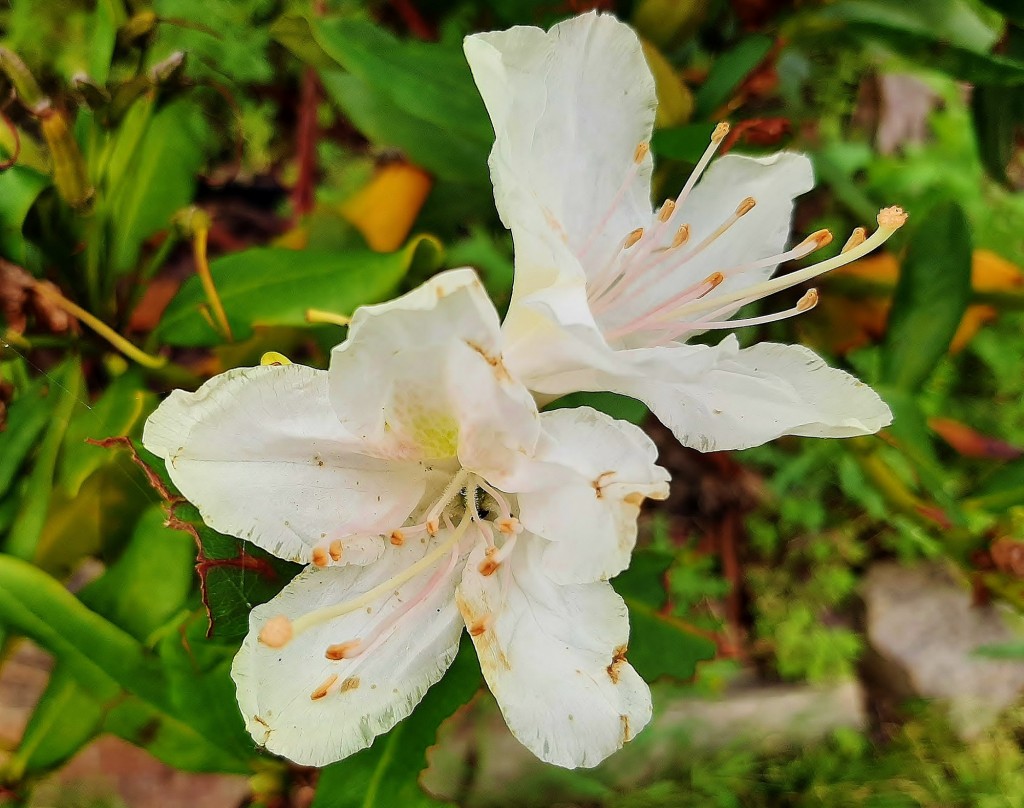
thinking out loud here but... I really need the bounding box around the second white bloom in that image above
[143,269,669,770]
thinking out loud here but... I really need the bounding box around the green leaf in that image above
[975,640,1024,658]
[971,84,1024,184]
[4,358,82,561]
[694,35,772,118]
[651,123,718,163]
[313,640,481,808]
[548,392,649,426]
[0,164,49,265]
[3,665,105,782]
[0,374,58,499]
[106,99,211,273]
[0,555,251,774]
[805,1,1024,85]
[58,370,151,496]
[77,506,196,643]
[880,201,972,390]
[613,550,716,682]
[155,235,443,347]
[312,16,492,185]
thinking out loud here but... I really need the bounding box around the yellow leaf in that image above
[641,40,694,129]
[340,162,432,252]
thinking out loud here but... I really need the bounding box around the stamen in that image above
[258,615,293,648]
[579,142,650,259]
[288,507,473,641]
[658,200,676,222]
[310,674,339,700]
[496,517,522,535]
[329,540,343,562]
[672,208,906,321]
[624,228,644,249]
[669,122,730,215]
[389,530,405,546]
[671,224,691,249]
[684,288,819,332]
[312,547,329,567]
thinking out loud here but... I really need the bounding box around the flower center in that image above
[256,466,522,701]
[578,125,907,348]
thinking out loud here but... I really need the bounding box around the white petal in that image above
[329,268,539,480]
[465,12,656,297]
[611,152,815,330]
[604,338,892,451]
[457,538,651,769]
[511,407,669,584]
[232,535,468,767]
[143,364,425,565]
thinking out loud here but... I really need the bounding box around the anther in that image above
[329,540,343,562]
[325,640,361,660]
[258,615,293,648]
[658,200,676,222]
[310,674,338,700]
[703,272,725,293]
[478,558,501,577]
[426,520,439,537]
[671,224,691,249]
[624,228,644,249]
[736,197,757,217]
[877,206,908,231]
[799,229,833,251]
[711,122,730,143]
[312,547,329,567]
[841,228,867,253]
[390,530,405,546]
[496,517,522,535]
[633,142,649,164]
[797,288,819,312]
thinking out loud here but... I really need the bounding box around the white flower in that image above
[465,12,904,452]
[143,269,670,769]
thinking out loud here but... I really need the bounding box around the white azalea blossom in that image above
[465,12,906,452]
[143,269,670,769]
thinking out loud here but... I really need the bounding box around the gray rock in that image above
[424,678,866,807]
[862,561,1024,737]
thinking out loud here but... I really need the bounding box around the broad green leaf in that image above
[804,1,1024,85]
[548,392,649,426]
[155,235,443,347]
[106,99,211,273]
[313,641,481,808]
[77,506,196,643]
[651,123,717,163]
[320,71,490,187]
[694,35,772,118]
[975,640,1024,658]
[4,358,82,561]
[0,374,57,499]
[613,550,717,682]
[58,370,151,496]
[0,555,251,773]
[0,164,49,265]
[3,665,105,782]
[881,201,972,390]
[312,16,492,185]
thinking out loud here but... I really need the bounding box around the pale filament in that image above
[658,289,819,342]
[578,143,650,260]
[288,507,473,639]
[605,230,832,342]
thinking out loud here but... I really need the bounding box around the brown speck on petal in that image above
[620,714,632,743]
[468,614,491,636]
[607,645,628,684]
[592,470,616,499]
[340,676,360,692]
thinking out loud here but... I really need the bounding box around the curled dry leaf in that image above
[0,259,74,335]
